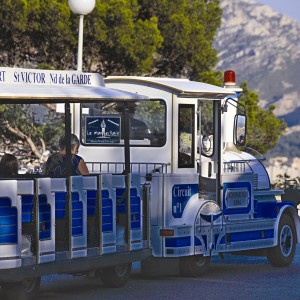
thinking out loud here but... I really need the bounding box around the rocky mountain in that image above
[215,0,300,162]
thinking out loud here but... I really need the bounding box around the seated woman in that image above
[0,153,18,176]
[43,134,89,176]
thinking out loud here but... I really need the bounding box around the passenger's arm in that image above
[78,159,89,175]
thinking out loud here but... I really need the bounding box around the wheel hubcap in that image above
[21,279,36,293]
[195,256,207,268]
[280,225,293,257]
[115,264,128,277]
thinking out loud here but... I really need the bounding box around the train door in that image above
[197,99,219,202]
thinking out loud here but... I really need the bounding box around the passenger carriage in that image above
[0,67,151,300]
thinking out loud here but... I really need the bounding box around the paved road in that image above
[13,244,299,300]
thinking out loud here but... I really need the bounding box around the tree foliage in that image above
[0,0,74,68]
[238,81,286,154]
[137,0,223,83]
[0,0,285,159]
[0,103,64,159]
[0,0,222,82]
[83,0,163,75]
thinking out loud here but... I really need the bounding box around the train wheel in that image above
[101,263,132,288]
[267,214,296,267]
[2,277,41,300]
[179,255,211,277]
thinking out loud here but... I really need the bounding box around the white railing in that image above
[223,161,246,173]
[86,162,171,174]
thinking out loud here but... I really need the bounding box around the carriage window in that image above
[178,104,195,168]
[80,100,166,147]
[0,103,65,174]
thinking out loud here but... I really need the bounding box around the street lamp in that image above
[68,0,96,71]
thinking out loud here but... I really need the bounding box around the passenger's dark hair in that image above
[0,153,18,176]
[59,134,80,150]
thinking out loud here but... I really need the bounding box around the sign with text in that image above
[172,184,198,218]
[86,116,121,144]
[0,67,104,87]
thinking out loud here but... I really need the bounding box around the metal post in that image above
[217,101,222,206]
[124,103,131,175]
[97,175,103,255]
[197,102,202,177]
[68,177,72,258]
[77,15,84,71]
[65,102,72,177]
[34,179,40,264]
[126,174,131,251]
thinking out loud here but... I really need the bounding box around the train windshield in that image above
[80,99,166,147]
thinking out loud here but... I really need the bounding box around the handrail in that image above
[86,162,171,174]
[240,146,266,161]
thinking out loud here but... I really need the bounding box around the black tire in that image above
[2,277,41,300]
[101,263,132,288]
[267,214,296,267]
[179,255,211,277]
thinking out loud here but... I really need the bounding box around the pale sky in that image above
[256,0,300,23]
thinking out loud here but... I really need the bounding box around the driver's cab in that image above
[176,97,216,175]
[104,76,238,182]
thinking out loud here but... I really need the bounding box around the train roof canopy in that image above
[105,76,236,99]
[0,67,148,102]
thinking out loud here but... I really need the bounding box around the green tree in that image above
[0,0,285,159]
[238,81,286,154]
[83,0,163,75]
[0,0,163,74]
[137,0,223,84]
[0,103,64,159]
[0,0,222,80]
[0,0,74,68]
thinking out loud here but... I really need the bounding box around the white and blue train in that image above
[0,67,298,299]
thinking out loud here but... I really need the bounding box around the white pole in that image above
[68,0,95,71]
[77,14,84,71]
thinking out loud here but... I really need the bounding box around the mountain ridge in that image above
[215,0,300,161]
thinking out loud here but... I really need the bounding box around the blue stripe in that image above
[228,229,274,242]
[165,236,191,247]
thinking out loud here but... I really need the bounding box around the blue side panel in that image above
[102,191,113,232]
[0,197,18,244]
[254,199,295,219]
[229,229,274,242]
[195,236,202,246]
[202,235,208,249]
[116,188,141,229]
[87,190,97,216]
[130,196,141,229]
[214,234,221,247]
[165,236,191,247]
[72,192,83,236]
[86,189,113,233]
[39,194,51,240]
[21,194,51,240]
[219,236,225,245]
[116,188,126,213]
[21,195,34,222]
[223,182,252,215]
[254,200,277,218]
[55,192,67,219]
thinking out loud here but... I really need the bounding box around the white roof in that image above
[0,84,148,102]
[105,76,235,99]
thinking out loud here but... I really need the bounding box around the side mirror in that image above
[234,115,246,146]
